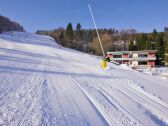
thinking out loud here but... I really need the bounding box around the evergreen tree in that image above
[156,33,165,65]
[75,23,83,41]
[73,23,84,51]
[66,23,73,47]
[165,41,168,66]
[128,41,137,51]
[164,27,168,33]
[136,33,147,50]
[153,28,158,36]
[150,28,158,49]
[76,23,81,31]
[128,41,134,51]
[146,40,154,50]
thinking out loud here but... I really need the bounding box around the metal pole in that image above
[88,4,106,59]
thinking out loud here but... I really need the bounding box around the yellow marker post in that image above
[101,59,107,68]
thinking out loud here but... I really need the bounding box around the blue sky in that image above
[0,0,168,33]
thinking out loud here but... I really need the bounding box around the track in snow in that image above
[1,32,168,126]
[71,75,168,126]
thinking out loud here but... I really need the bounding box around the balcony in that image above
[132,57,156,61]
[111,56,156,61]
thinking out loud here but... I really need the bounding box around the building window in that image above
[113,55,122,58]
[129,54,133,58]
[138,61,147,65]
[138,54,147,58]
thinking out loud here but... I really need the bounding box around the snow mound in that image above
[155,67,168,74]
[137,67,168,76]
[120,64,133,70]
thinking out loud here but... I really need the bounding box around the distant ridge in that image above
[0,15,24,33]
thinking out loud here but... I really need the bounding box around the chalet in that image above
[107,50,157,68]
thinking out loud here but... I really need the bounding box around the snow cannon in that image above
[88,4,107,69]
[101,59,107,68]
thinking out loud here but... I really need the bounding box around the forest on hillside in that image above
[0,15,24,33]
[36,23,168,66]
[0,14,167,66]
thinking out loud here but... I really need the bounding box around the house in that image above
[107,50,157,68]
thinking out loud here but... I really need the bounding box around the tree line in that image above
[0,15,24,33]
[36,23,120,53]
[36,23,168,66]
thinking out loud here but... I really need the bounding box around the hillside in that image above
[0,15,24,33]
[0,32,168,126]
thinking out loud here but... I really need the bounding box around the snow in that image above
[137,67,168,79]
[119,64,133,71]
[0,32,168,126]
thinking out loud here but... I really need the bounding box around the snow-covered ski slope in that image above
[0,32,168,126]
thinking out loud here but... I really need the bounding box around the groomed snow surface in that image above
[0,32,168,126]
